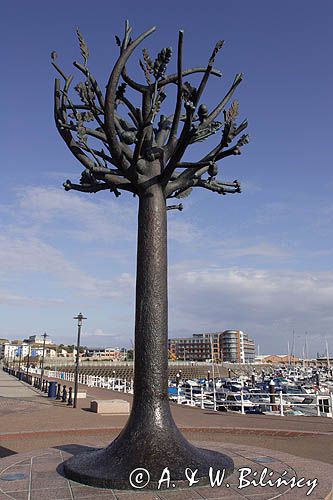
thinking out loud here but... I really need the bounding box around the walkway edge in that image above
[0,425,332,440]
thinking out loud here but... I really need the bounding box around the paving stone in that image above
[157,489,203,499]
[31,487,72,499]
[71,485,117,497]
[0,491,30,500]
[113,493,160,500]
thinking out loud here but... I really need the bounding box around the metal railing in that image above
[44,370,333,418]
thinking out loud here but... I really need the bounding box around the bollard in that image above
[316,392,321,417]
[41,379,45,391]
[177,385,181,404]
[269,380,277,411]
[240,390,245,414]
[228,368,231,379]
[201,386,204,409]
[279,390,284,416]
[56,383,61,400]
[315,371,320,388]
[62,385,67,402]
[67,387,73,406]
[44,380,49,394]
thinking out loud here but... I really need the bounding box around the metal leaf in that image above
[142,48,154,74]
[175,187,193,199]
[190,121,223,143]
[76,28,89,67]
[139,59,152,85]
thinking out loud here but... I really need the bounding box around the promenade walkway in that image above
[0,368,38,399]
[0,369,332,498]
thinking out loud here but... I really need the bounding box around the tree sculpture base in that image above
[63,434,234,490]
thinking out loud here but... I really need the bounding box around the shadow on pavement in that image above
[0,445,17,458]
[55,444,101,479]
[53,443,98,456]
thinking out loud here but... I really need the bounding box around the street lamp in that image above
[26,344,31,382]
[17,346,22,379]
[40,333,48,389]
[73,313,87,409]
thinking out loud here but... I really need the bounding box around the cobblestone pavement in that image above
[0,441,332,500]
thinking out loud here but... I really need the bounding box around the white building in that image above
[0,342,29,360]
[1,343,17,359]
[30,346,57,358]
[27,335,53,345]
[85,347,124,360]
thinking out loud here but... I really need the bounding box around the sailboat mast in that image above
[210,334,217,411]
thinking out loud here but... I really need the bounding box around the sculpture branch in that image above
[194,40,224,106]
[54,79,96,171]
[63,180,112,193]
[193,177,241,194]
[104,25,156,166]
[198,73,243,129]
[158,67,222,87]
[73,61,105,109]
[117,95,140,127]
[166,203,183,211]
[168,30,184,145]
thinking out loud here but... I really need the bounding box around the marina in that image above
[18,362,333,419]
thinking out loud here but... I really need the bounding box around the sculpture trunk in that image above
[63,184,234,489]
[132,184,171,427]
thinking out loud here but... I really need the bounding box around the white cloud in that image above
[14,186,136,242]
[215,242,291,259]
[82,328,122,338]
[0,291,64,306]
[168,262,333,353]
[168,218,202,244]
[0,234,132,299]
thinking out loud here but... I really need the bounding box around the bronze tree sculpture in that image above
[52,22,249,489]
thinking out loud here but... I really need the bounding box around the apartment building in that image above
[168,330,255,363]
[221,330,255,363]
[168,332,222,362]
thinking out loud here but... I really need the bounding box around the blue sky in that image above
[1,1,332,357]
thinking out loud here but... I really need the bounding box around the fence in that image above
[45,370,333,418]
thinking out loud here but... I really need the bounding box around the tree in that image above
[52,21,249,489]
[56,343,65,353]
[125,348,134,361]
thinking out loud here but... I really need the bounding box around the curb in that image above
[0,426,332,441]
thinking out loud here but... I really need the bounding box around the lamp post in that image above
[26,344,31,382]
[73,313,87,409]
[40,333,48,389]
[18,346,22,373]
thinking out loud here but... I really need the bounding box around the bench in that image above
[90,399,130,414]
[76,391,87,399]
